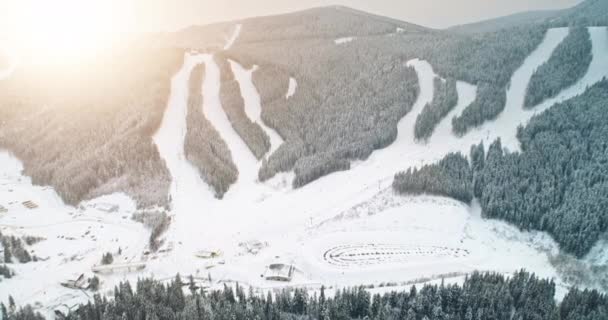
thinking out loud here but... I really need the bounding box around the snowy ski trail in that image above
[224,24,242,50]
[286,77,297,99]
[230,61,285,157]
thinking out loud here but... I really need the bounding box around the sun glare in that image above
[7,0,133,63]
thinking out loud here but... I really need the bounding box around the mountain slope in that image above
[449,10,560,34]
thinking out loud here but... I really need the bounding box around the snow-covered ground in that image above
[2,26,608,315]
[286,77,297,99]
[334,37,356,45]
[0,153,148,316]
[224,24,242,50]
[0,49,17,80]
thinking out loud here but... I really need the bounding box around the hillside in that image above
[1,0,608,315]
[449,0,608,33]
[449,10,560,34]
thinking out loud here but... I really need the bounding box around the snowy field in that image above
[2,26,608,316]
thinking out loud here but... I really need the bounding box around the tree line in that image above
[4,270,607,320]
[393,153,473,204]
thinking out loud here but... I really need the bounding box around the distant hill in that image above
[233,6,429,44]
[551,0,608,26]
[449,0,607,33]
[449,10,560,34]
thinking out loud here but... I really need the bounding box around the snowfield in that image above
[2,26,608,315]
[286,77,297,99]
[223,24,242,50]
[0,49,17,80]
[334,37,356,45]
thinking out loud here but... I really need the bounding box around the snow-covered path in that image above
[230,61,285,157]
[286,77,297,99]
[224,24,242,50]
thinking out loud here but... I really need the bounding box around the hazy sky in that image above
[0,0,584,39]
[139,0,582,31]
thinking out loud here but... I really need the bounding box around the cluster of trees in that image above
[1,232,33,264]
[451,83,506,136]
[132,210,172,251]
[1,297,45,320]
[184,64,238,199]
[2,270,605,320]
[216,56,271,160]
[525,27,592,108]
[0,44,184,209]
[414,77,458,141]
[0,264,14,279]
[393,153,473,204]
[101,252,114,265]
[293,154,351,188]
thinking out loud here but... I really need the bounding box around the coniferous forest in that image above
[393,79,608,258]
[4,271,607,320]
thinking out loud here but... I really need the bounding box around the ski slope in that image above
[224,24,242,50]
[2,26,608,313]
[230,61,284,157]
[286,77,297,99]
[201,54,259,195]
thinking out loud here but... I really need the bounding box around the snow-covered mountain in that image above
[0,0,607,316]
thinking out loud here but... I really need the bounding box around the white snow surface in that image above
[3,27,608,313]
[286,77,297,100]
[0,49,17,80]
[224,24,242,50]
[334,37,356,45]
[229,61,284,157]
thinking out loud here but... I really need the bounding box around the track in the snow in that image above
[323,244,469,268]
